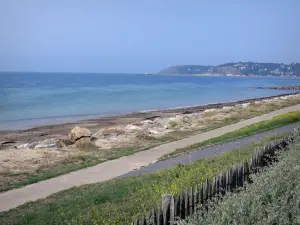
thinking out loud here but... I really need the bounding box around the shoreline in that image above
[155,73,300,79]
[0,92,299,145]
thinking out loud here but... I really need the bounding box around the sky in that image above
[0,0,299,73]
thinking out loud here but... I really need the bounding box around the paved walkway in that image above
[0,104,300,212]
[122,122,300,177]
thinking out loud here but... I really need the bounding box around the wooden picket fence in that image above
[131,130,297,225]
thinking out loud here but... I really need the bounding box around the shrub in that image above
[135,130,154,140]
[180,138,300,225]
[76,139,98,151]
[169,121,178,128]
[102,127,125,136]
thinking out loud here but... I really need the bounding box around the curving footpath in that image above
[0,104,300,212]
[121,121,300,177]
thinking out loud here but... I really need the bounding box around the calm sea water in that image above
[1,72,300,130]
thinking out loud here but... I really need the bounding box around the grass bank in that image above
[181,136,300,225]
[0,133,288,225]
[161,110,300,159]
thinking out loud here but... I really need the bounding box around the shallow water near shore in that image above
[1,72,300,130]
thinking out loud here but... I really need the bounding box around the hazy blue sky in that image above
[0,0,299,73]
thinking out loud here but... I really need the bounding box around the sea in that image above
[1,72,300,131]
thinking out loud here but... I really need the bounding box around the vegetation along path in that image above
[0,104,300,212]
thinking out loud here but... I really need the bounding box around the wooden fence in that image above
[131,130,297,225]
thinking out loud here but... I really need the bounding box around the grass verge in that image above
[161,110,300,159]
[0,133,288,225]
[1,145,156,192]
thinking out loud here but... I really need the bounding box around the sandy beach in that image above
[0,92,299,147]
[1,92,300,193]
[0,92,298,146]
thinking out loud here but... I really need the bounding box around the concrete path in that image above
[122,122,300,177]
[0,104,300,212]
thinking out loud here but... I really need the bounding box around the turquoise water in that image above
[1,72,299,130]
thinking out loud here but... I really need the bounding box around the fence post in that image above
[207,179,211,200]
[194,185,199,213]
[231,166,237,190]
[250,151,257,174]
[229,167,233,191]
[226,170,231,192]
[147,209,155,225]
[174,195,180,219]
[169,196,175,225]
[188,187,193,216]
[179,191,185,218]
[217,176,221,195]
[199,182,204,209]
[203,180,208,211]
[162,194,175,225]
[184,188,189,217]
[213,175,220,204]
[157,206,163,225]
[243,161,249,183]
[219,171,225,195]
[258,148,263,168]
[139,216,146,225]
[237,164,243,188]
[259,146,264,167]
[212,176,217,197]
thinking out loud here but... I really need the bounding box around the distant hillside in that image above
[158,65,212,75]
[158,62,300,77]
